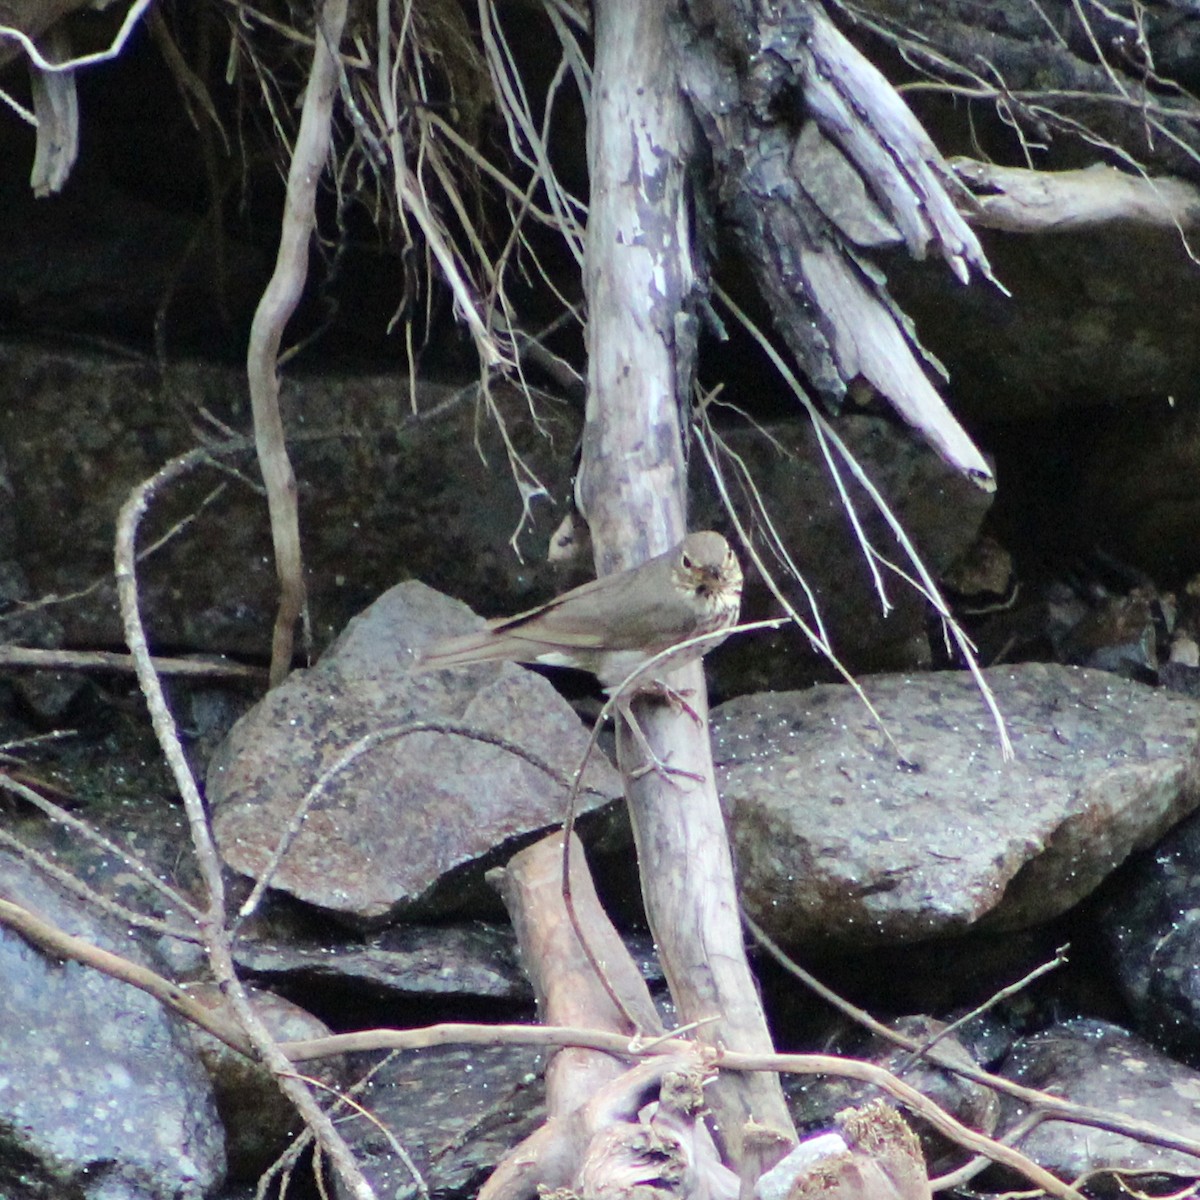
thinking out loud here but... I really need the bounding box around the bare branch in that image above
[246,2,353,685]
[114,442,379,1200]
[0,0,153,72]
[0,645,265,681]
[954,158,1200,233]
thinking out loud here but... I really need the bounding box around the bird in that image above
[414,531,743,781]
[417,530,739,691]
[413,530,743,697]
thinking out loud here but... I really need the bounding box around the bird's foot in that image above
[618,700,706,786]
[635,678,703,726]
[628,755,706,785]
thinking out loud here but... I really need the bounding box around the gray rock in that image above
[334,1042,545,1200]
[1101,807,1200,1054]
[712,664,1200,949]
[0,342,993,687]
[998,1019,1200,1179]
[0,344,578,659]
[209,581,623,927]
[1069,401,1200,582]
[891,222,1200,424]
[0,853,225,1199]
[233,919,532,1004]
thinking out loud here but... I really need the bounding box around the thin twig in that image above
[0,896,248,1051]
[115,437,378,1200]
[894,945,1070,1075]
[0,824,199,943]
[0,645,265,680]
[235,718,615,925]
[4,883,1189,1197]
[694,416,909,762]
[0,0,154,72]
[714,285,1013,759]
[742,912,1200,1164]
[0,770,203,926]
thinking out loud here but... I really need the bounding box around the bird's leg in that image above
[616,696,705,785]
[634,677,703,727]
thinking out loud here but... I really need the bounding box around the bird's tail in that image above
[412,629,522,673]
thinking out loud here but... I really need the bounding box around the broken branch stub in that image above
[676,0,994,485]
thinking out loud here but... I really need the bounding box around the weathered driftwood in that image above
[953,159,1200,233]
[674,0,995,485]
[758,1102,931,1200]
[578,0,797,1167]
[486,833,738,1200]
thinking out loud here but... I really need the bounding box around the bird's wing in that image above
[493,560,693,652]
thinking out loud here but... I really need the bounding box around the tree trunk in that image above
[579,0,796,1167]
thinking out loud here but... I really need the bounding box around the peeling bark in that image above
[486,835,738,1200]
[675,0,995,484]
[578,0,797,1168]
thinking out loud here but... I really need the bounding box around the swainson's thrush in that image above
[416,530,743,694]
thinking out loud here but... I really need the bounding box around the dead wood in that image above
[0,645,265,680]
[496,833,665,1071]
[577,0,796,1168]
[26,23,76,196]
[674,0,994,484]
[953,158,1200,233]
[484,831,655,1199]
[487,832,738,1200]
[246,1,350,685]
[0,875,1175,1199]
[113,444,379,1200]
[783,1101,931,1200]
[0,896,251,1055]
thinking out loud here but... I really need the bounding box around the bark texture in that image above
[579,0,796,1167]
[675,0,996,483]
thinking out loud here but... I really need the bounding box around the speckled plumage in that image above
[416,531,743,691]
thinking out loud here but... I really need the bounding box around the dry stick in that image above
[0,729,74,758]
[580,0,797,1154]
[0,645,265,681]
[245,0,351,686]
[0,897,249,1053]
[895,946,1070,1076]
[262,1030,434,1200]
[294,1075,431,1200]
[555,619,791,1039]
[115,448,378,1200]
[0,471,241,631]
[0,769,203,926]
[930,1111,1047,1192]
[0,822,198,944]
[0,890,1163,1199]
[0,0,153,73]
[289,1029,1076,1197]
[380,0,507,371]
[743,913,1200,1164]
[727,1050,1080,1199]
